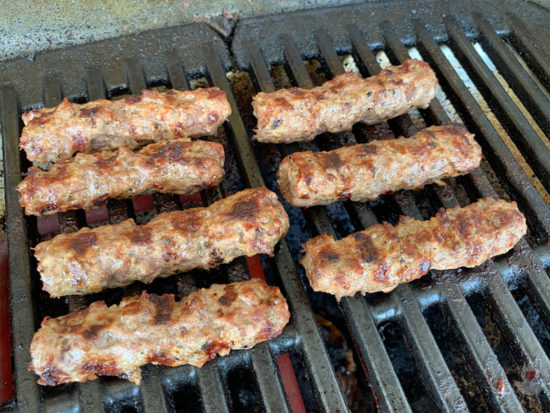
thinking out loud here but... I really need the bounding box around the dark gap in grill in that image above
[512,287,550,356]
[107,86,131,100]
[378,320,436,412]
[466,291,545,411]
[225,363,262,412]
[170,381,202,413]
[424,303,490,412]
[315,313,376,412]
[120,407,140,413]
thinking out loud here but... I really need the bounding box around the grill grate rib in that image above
[2,5,550,412]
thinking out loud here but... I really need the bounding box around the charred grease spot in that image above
[40,364,68,386]
[361,144,377,155]
[289,88,305,97]
[83,324,104,339]
[271,118,282,129]
[203,340,232,361]
[124,95,142,104]
[320,152,342,170]
[206,88,224,99]
[95,156,115,171]
[131,227,152,245]
[148,351,174,365]
[149,142,187,164]
[150,295,173,324]
[353,232,378,263]
[229,199,259,219]
[218,286,238,305]
[209,249,224,266]
[70,232,97,254]
[82,360,119,376]
[79,108,98,126]
[423,128,436,140]
[172,212,202,234]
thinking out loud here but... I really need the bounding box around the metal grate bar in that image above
[444,17,550,194]
[484,269,550,391]
[507,240,550,331]
[0,86,40,413]
[414,21,550,238]
[166,54,190,91]
[204,45,348,411]
[197,362,229,413]
[315,32,345,76]
[250,345,291,413]
[505,14,550,92]
[103,380,139,412]
[474,15,550,136]
[141,369,170,413]
[78,381,103,413]
[204,48,264,189]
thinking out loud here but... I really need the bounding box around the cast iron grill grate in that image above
[1,2,550,412]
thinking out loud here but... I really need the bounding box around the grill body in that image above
[1,1,550,411]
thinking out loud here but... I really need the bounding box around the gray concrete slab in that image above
[0,0,362,61]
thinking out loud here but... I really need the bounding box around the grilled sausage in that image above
[18,139,225,216]
[252,59,437,143]
[35,187,289,297]
[277,125,481,207]
[20,88,231,163]
[29,279,290,386]
[301,198,526,300]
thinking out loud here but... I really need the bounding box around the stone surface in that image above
[0,0,362,61]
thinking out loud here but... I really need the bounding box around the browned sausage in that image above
[277,125,481,207]
[29,279,290,386]
[301,198,526,300]
[252,59,437,143]
[18,139,225,216]
[35,188,289,297]
[20,88,231,163]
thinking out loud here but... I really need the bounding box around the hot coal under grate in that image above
[2,1,550,412]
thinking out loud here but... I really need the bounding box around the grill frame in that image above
[1,2,550,412]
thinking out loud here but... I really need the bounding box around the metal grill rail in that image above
[2,5,550,413]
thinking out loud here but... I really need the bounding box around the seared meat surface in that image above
[277,125,481,207]
[29,279,290,386]
[20,88,231,163]
[35,188,289,297]
[301,198,526,300]
[18,139,225,216]
[252,59,437,143]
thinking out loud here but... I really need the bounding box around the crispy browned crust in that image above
[252,59,437,143]
[301,198,526,300]
[18,139,225,216]
[35,188,289,297]
[277,125,482,207]
[29,279,290,386]
[20,88,231,163]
